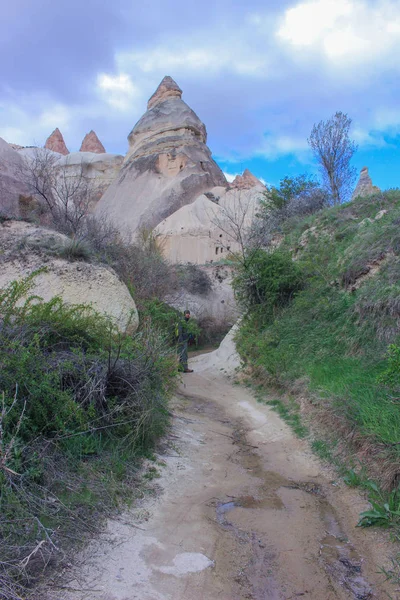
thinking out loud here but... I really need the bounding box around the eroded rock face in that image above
[45,128,69,155]
[0,137,30,217]
[18,147,123,211]
[95,76,227,234]
[155,184,264,264]
[0,221,138,332]
[80,130,106,154]
[231,169,264,190]
[165,264,239,332]
[352,167,380,200]
[57,151,124,208]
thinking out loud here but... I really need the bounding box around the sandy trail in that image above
[48,347,396,600]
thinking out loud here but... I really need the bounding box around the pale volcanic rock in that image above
[44,128,69,155]
[231,169,264,190]
[0,221,138,332]
[18,147,123,210]
[80,130,106,154]
[0,137,30,217]
[352,167,380,200]
[95,76,227,234]
[155,184,263,265]
[57,152,123,206]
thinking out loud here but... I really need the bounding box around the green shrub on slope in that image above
[236,190,400,471]
[0,274,177,599]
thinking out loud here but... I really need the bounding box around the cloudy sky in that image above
[1,0,400,188]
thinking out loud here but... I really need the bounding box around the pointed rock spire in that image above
[231,169,264,190]
[44,128,69,155]
[95,75,226,235]
[147,76,183,110]
[352,166,380,200]
[80,130,106,153]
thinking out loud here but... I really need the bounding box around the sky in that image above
[1,0,400,189]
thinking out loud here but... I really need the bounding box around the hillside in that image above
[236,189,400,488]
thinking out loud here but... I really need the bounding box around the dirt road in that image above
[50,349,396,600]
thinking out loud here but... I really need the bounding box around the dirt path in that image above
[48,355,397,600]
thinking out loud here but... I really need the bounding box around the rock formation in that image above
[231,169,264,190]
[45,128,69,155]
[57,152,124,207]
[17,147,123,210]
[80,130,106,154]
[165,264,240,332]
[0,221,138,332]
[155,184,264,264]
[95,76,227,234]
[0,137,30,217]
[352,167,380,200]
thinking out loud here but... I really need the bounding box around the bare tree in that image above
[308,112,357,205]
[20,148,93,235]
[208,189,263,266]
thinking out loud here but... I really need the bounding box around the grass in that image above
[236,191,400,492]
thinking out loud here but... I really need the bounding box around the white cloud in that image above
[278,0,353,47]
[97,73,141,111]
[39,104,71,131]
[258,134,310,159]
[118,42,270,79]
[276,0,400,66]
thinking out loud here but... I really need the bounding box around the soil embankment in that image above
[47,350,395,599]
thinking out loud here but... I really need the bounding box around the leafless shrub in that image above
[209,190,263,265]
[19,148,94,235]
[79,217,177,304]
[176,264,212,296]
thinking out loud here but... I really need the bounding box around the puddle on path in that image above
[214,421,374,599]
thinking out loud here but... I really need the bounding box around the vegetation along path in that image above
[48,345,395,600]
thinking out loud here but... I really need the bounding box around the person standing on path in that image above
[177,310,194,373]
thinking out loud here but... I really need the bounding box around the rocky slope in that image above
[94,76,227,234]
[0,220,138,332]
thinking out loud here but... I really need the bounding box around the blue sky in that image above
[1,0,400,189]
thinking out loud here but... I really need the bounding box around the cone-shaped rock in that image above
[44,128,69,155]
[80,130,106,154]
[231,169,265,190]
[352,167,380,200]
[95,76,227,234]
[147,76,183,110]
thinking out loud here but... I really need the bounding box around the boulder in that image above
[0,221,138,332]
[44,128,69,155]
[80,130,106,154]
[95,76,227,235]
[0,137,30,217]
[352,167,380,200]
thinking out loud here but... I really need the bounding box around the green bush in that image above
[235,190,400,467]
[0,274,178,598]
[233,249,305,316]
